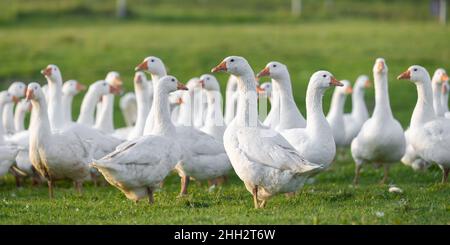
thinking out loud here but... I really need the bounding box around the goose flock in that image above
[0,56,448,208]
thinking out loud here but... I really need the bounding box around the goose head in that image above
[0,91,19,106]
[25,83,45,102]
[354,75,371,91]
[431,68,448,86]
[41,64,62,84]
[63,80,86,97]
[397,65,431,85]
[198,74,220,92]
[256,61,289,83]
[105,71,123,94]
[211,56,252,77]
[135,56,166,76]
[134,71,149,91]
[158,76,188,94]
[373,58,388,75]
[258,82,272,98]
[308,71,342,90]
[88,80,121,97]
[16,99,32,113]
[8,81,27,98]
[335,80,353,95]
[186,77,201,91]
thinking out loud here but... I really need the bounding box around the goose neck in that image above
[372,73,393,119]
[151,87,175,136]
[235,72,259,127]
[47,77,64,129]
[411,81,436,127]
[328,90,346,117]
[351,87,368,120]
[95,94,114,133]
[77,89,99,126]
[306,87,330,134]
[14,106,26,132]
[432,82,444,116]
[29,97,51,143]
[133,86,151,134]
[62,94,74,123]
[205,91,224,126]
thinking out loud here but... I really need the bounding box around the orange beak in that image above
[330,77,343,86]
[441,73,449,82]
[346,86,353,94]
[177,82,188,91]
[176,97,183,105]
[365,80,372,88]
[256,85,265,94]
[109,85,121,95]
[25,89,34,101]
[76,83,87,92]
[198,79,205,88]
[211,61,227,73]
[256,67,270,78]
[397,70,411,80]
[377,61,385,72]
[12,96,20,103]
[135,61,148,71]
[442,83,448,94]
[41,66,52,76]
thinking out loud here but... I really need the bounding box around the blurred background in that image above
[0,0,449,127]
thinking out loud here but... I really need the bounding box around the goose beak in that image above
[346,86,353,94]
[176,97,183,105]
[397,70,411,80]
[256,67,270,78]
[109,85,121,95]
[330,77,343,86]
[76,83,87,92]
[135,61,148,71]
[377,61,385,72]
[256,85,265,94]
[12,96,20,104]
[177,82,188,91]
[211,61,227,73]
[41,66,52,76]
[365,80,372,88]
[198,79,205,88]
[25,89,34,101]
[441,73,449,82]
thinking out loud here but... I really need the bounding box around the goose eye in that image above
[150,59,154,62]
[323,74,327,78]
[273,64,277,68]
[171,78,175,82]
[230,59,235,62]
[413,68,418,72]
[207,78,210,80]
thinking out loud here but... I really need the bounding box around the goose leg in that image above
[47,180,54,199]
[252,186,259,209]
[442,167,449,183]
[74,181,83,195]
[380,165,389,185]
[353,164,362,186]
[90,172,98,187]
[147,187,154,204]
[259,200,267,208]
[179,175,190,196]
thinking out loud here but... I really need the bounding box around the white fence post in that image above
[116,0,127,18]
[291,0,302,17]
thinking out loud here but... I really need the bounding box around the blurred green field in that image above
[0,1,449,224]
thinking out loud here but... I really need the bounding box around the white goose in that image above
[327,80,353,148]
[279,71,342,168]
[3,81,26,134]
[136,59,231,195]
[0,91,20,177]
[26,83,93,198]
[431,68,448,117]
[127,72,152,140]
[198,74,226,141]
[14,99,31,132]
[343,75,371,146]
[119,92,137,128]
[187,77,207,129]
[95,71,123,135]
[91,77,190,204]
[257,61,306,131]
[442,80,449,117]
[224,75,239,125]
[398,65,450,183]
[351,58,406,185]
[212,56,322,208]
[62,80,86,124]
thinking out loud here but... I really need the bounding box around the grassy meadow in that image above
[0,0,449,224]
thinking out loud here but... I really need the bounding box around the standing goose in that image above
[14,99,31,132]
[62,80,86,124]
[41,65,65,130]
[198,74,226,141]
[212,56,322,208]
[95,71,123,134]
[136,60,232,196]
[0,91,20,177]
[119,93,137,128]
[343,75,371,146]
[278,71,342,168]
[326,80,353,148]
[127,72,152,140]
[91,77,189,204]
[431,68,448,117]
[257,61,306,131]
[2,82,26,135]
[26,83,93,198]
[398,66,450,183]
[351,58,406,185]
[442,80,449,117]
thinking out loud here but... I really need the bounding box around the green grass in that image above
[0,2,450,224]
